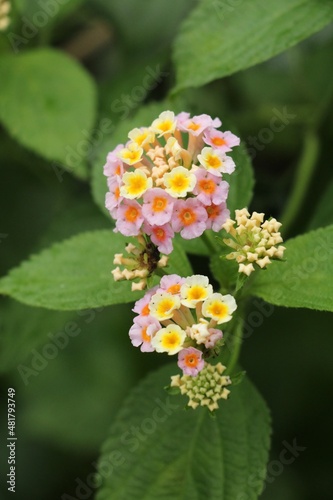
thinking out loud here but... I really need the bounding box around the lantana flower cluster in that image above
[104,110,239,256]
[222,208,286,276]
[129,273,236,410]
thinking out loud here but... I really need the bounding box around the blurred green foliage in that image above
[0,0,333,499]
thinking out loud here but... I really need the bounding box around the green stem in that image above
[225,318,243,375]
[281,129,320,236]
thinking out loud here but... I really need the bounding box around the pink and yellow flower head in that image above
[129,274,237,374]
[104,110,239,254]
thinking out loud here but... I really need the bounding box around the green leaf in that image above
[11,303,139,452]
[0,49,96,179]
[172,0,333,93]
[0,230,193,311]
[250,225,333,311]
[92,0,196,51]
[96,364,271,500]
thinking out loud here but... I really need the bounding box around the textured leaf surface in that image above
[173,0,333,92]
[96,364,271,500]
[0,231,193,310]
[251,226,333,311]
[0,49,96,179]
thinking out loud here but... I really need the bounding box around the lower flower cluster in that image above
[129,274,237,411]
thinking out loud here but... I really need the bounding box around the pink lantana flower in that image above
[177,114,221,136]
[105,178,123,217]
[205,203,230,232]
[197,147,235,177]
[177,347,205,376]
[132,286,159,317]
[104,111,240,267]
[143,222,174,254]
[172,199,208,239]
[193,170,229,206]
[203,128,240,153]
[129,315,161,352]
[116,200,144,236]
[204,328,223,349]
[142,188,174,226]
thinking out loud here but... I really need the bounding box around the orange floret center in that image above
[152,197,168,212]
[207,155,221,168]
[141,304,150,316]
[125,206,140,223]
[188,122,200,131]
[179,208,197,226]
[199,179,216,195]
[141,326,151,343]
[167,284,181,294]
[212,137,226,147]
[206,204,220,219]
[184,353,200,367]
[154,227,166,241]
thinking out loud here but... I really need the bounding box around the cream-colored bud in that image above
[133,269,149,278]
[170,375,181,387]
[111,267,124,281]
[113,253,124,265]
[123,268,135,280]
[125,243,137,254]
[222,219,236,233]
[266,247,277,257]
[275,246,286,258]
[236,225,247,235]
[255,246,266,255]
[247,252,258,262]
[158,255,169,267]
[131,279,146,291]
[251,212,264,224]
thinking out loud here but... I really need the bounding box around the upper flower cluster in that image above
[129,274,237,376]
[222,208,286,275]
[104,111,240,254]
